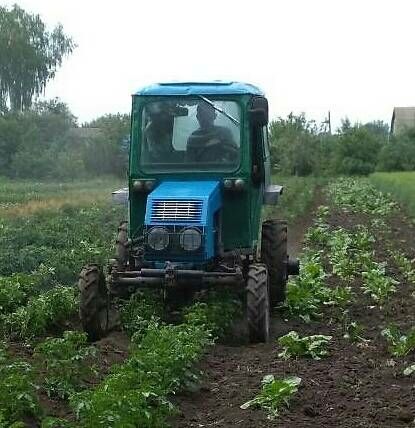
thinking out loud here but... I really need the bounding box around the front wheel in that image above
[246,264,270,343]
[78,264,108,341]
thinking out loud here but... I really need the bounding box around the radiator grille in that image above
[151,199,203,222]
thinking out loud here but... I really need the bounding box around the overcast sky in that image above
[3,0,415,127]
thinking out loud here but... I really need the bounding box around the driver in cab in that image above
[186,103,238,163]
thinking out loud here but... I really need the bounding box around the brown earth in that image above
[171,198,415,428]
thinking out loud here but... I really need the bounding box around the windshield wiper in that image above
[197,95,240,126]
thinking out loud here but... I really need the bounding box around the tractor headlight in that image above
[147,227,169,251]
[180,228,202,252]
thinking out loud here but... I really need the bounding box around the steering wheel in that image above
[197,138,239,163]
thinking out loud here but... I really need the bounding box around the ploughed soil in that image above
[171,198,415,427]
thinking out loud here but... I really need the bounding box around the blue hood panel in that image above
[145,181,221,227]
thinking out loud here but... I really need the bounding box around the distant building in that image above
[391,107,415,135]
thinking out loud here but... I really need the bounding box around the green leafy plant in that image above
[342,315,366,343]
[119,292,162,338]
[1,286,78,339]
[0,358,40,425]
[285,253,330,322]
[403,364,415,376]
[327,178,397,216]
[390,250,415,284]
[362,263,398,304]
[381,325,415,357]
[70,297,236,427]
[240,375,301,420]
[277,331,332,360]
[34,331,97,399]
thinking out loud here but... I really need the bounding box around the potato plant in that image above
[34,331,97,399]
[381,325,415,357]
[327,178,397,216]
[277,331,332,360]
[1,286,78,339]
[0,347,40,426]
[389,250,415,284]
[70,297,238,427]
[241,375,301,420]
[361,263,398,304]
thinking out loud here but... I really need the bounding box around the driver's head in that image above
[148,102,173,133]
[196,103,216,130]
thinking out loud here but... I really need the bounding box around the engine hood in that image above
[144,181,221,226]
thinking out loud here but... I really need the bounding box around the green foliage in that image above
[334,125,382,175]
[0,269,54,314]
[0,100,129,179]
[328,178,397,216]
[0,5,74,111]
[377,131,415,172]
[120,293,162,338]
[343,320,366,343]
[277,331,332,360]
[381,325,415,357]
[284,252,349,322]
[82,114,130,177]
[240,375,301,420]
[403,364,415,376]
[361,263,398,304]
[389,250,415,284]
[182,295,241,338]
[34,331,97,399]
[264,175,320,223]
[0,203,124,283]
[370,172,415,219]
[0,286,78,339]
[71,298,236,427]
[328,226,374,280]
[285,254,327,322]
[268,113,389,177]
[269,113,327,176]
[0,355,40,425]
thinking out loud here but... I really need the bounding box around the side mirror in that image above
[249,108,268,127]
[248,96,269,126]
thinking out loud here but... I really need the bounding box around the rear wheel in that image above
[246,264,270,343]
[261,219,288,306]
[78,264,108,341]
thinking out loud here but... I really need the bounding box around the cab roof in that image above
[134,81,265,97]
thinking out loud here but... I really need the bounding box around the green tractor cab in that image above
[79,81,299,343]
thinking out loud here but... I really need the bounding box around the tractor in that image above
[78,81,299,343]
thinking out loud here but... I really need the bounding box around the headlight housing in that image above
[180,227,202,252]
[147,227,169,251]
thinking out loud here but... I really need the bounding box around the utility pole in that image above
[328,110,332,135]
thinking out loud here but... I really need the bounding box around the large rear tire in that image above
[261,219,288,306]
[246,264,270,343]
[78,264,108,341]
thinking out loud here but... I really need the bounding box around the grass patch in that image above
[370,172,415,218]
[264,176,321,222]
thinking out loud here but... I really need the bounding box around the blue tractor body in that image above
[144,181,221,263]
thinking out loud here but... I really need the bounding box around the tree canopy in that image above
[0,4,75,112]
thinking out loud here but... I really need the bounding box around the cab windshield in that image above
[139,98,241,172]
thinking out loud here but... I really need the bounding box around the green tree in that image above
[0,5,75,111]
[269,113,322,176]
[377,130,415,171]
[334,125,382,175]
[82,114,130,176]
